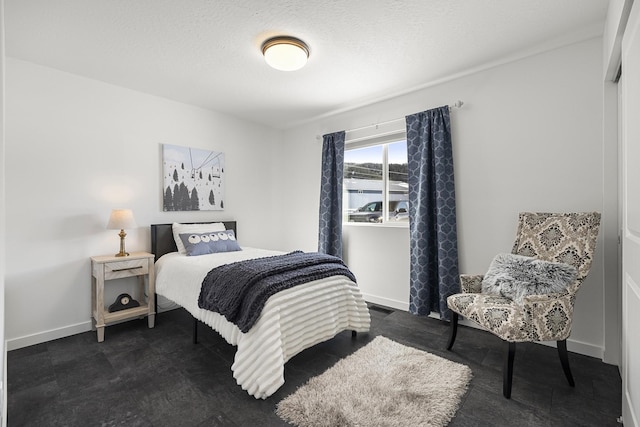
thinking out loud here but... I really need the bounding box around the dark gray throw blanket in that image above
[198,251,357,332]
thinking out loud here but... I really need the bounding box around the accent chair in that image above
[446,212,601,398]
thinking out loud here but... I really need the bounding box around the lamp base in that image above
[115,229,130,257]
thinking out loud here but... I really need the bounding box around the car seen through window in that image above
[348,200,409,223]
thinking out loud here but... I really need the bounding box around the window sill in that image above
[343,222,409,229]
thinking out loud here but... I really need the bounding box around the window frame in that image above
[343,130,408,227]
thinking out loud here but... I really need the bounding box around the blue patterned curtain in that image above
[318,131,346,258]
[405,106,460,320]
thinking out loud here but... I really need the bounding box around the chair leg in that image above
[503,341,516,399]
[557,339,575,387]
[447,312,459,350]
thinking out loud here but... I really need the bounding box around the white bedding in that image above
[155,248,371,399]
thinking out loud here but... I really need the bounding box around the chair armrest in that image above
[520,292,575,341]
[460,274,484,293]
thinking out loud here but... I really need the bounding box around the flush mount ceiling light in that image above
[261,36,309,71]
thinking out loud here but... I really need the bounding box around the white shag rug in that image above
[276,336,472,427]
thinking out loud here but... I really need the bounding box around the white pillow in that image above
[172,222,226,254]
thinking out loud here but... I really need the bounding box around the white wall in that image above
[1,0,6,422]
[4,58,282,349]
[343,225,410,309]
[280,37,614,359]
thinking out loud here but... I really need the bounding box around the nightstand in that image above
[90,252,155,342]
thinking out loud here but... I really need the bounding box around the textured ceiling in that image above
[5,0,609,129]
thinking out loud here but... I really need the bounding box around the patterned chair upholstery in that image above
[446,212,601,398]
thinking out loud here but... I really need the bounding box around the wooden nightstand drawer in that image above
[104,258,149,280]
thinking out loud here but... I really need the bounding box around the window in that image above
[344,137,408,225]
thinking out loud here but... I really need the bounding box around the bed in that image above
[151,221,371,399]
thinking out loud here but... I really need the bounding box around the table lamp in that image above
[107,209,137,257]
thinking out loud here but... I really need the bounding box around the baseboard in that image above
[6,321,92,351]
[6,296,178,352]
[362,293,409,311]
[5,305,605,360]
[535,337,604,359]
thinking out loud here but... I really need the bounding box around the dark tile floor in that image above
[8,306,622,426]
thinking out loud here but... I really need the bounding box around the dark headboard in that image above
[150,221,237,262]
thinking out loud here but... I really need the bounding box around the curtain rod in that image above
[316,100,464,140]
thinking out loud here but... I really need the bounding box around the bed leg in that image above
[352,330,357,338]
[193,317,199,344]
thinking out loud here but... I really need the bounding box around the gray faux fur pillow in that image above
[481,253,577,303]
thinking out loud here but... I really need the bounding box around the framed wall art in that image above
[162,144,225,211]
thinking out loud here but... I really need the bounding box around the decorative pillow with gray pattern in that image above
[481,253,577,303]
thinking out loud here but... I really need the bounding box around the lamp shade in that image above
[262,36,309,71]
[107,209,137,230]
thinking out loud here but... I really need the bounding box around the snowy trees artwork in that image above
[162,144,225,211]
